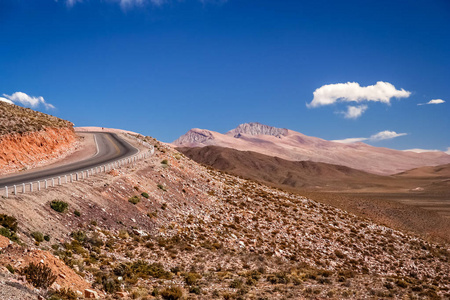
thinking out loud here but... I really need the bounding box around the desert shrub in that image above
[157,184,166,191]
[184,272,201,285]
[71,230,86,242]
[113,261,172,282]
[129,195,140,205]
[31,231,44,243]
[161,286,183,300]
[19,262,57,289]
[230,278,243,289]
[267,272,290,284]
[74,210,81,217]
[161,159,169,165]
[6,264,15,274]
[396,279,408,288]
[189,286,202,295]
[102,275,119,293]
[44,235,51,242]
[48,287,78,300]
[0,214,18,231]
[161,203,167,210]
[50,200,68,213]
[0,227,20,243]
[141,192,149,198]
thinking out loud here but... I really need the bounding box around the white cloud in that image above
[342,105,368,119]
[403,149,441,153]
[331,137,368,144]
[308,81,411,108]
[369,130,407,141]
[446,147,450,155]
[2,92,55,110]
[332,130,407,144]
[418,99,445,106]
[0,97,14,104]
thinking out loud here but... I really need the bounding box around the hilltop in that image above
[0,102,78,175]
[173,122,450,175]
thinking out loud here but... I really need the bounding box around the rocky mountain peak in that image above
[227,122,288,138]
[172,128,214,145]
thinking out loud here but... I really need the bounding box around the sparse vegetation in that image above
[128,195,140,205]
[50,200,69,213]
[31,231,44,243]
[19,262,57,289]
[141,192,149,198]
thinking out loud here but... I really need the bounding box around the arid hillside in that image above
[0,102,78,175]
[0,135,448,299]
[173,122,450,175]
[178,145,450,243]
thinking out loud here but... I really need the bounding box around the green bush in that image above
[141,192,149,198]
[161,286,183,300]
[157,184,166,191]
[161,159,169,165]
[0,227,20,243]
[128,196,140,205]
[44,235,50,242]
[19,262,57,289]
[74,210,81,217]
[31,231,44,243]
[71,230,86,242]
[50,200,68,213]
[0,214,18,232]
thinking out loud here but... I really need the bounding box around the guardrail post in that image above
[52,178,55,187]
[22,183,25,193]
[76,173,79,181]
[14,185,16,195]
[30,182,33,192]
[82,171,85,179]
[5,186,8,198]
[45,180,48,189]
[38,181,41,191]
[65,175,67,183]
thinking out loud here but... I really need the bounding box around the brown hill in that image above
[178,145,385,190]
[178,145,450,243]
[173,122,450,175]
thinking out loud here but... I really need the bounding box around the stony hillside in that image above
[173,122,450,175]
[0,135,448,299]
[0,101,71,136]
[0,102,78,175]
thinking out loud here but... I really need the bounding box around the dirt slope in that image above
[178,145,450,243]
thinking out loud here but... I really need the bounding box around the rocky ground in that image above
[0,134,449,299]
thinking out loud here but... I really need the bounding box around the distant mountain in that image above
[173,122,450,175]
[178,145,384,190]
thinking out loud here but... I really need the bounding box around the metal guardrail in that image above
[0,133,154,198]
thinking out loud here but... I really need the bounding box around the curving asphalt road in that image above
[0,132,139,188]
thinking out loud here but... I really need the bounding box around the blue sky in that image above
[1,0,449,151]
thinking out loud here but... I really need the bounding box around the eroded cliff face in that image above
[0,127,78,175]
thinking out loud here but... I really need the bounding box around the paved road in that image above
[0,132,138,188]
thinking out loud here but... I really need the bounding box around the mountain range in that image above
[173,122,450,175]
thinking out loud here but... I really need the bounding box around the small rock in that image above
[85,288,99,299]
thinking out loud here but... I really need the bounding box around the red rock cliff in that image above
[0,127,78,175]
